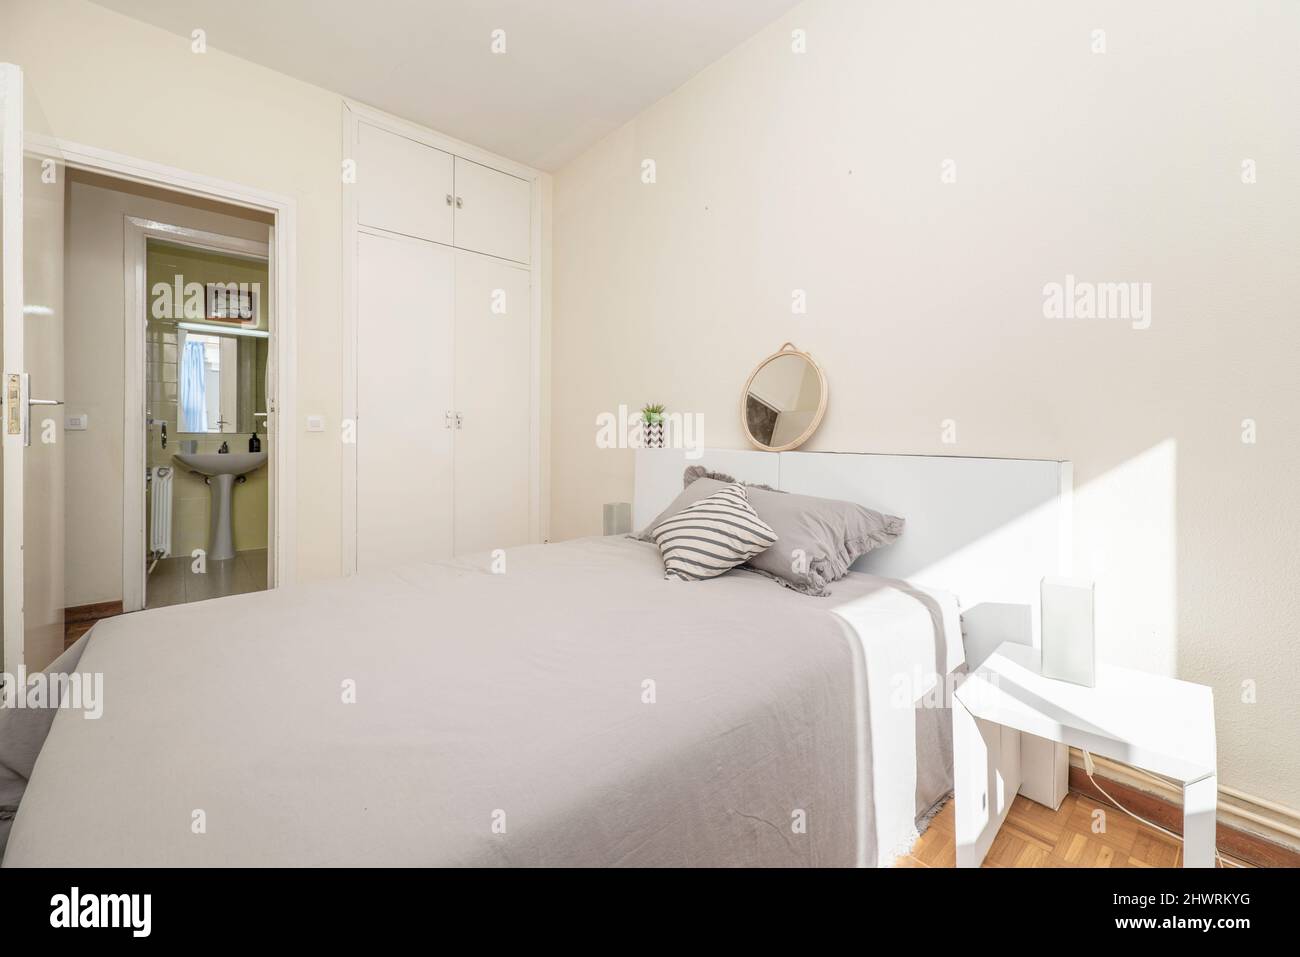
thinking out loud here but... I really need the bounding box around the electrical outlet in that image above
[306,415,325,432]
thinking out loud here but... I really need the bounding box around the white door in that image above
[452,158,530,265]
[356,122,454,245]
[356,231,455,570]
[452,250,531,555]
[2,63,66,674]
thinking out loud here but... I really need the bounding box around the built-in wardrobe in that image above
[343,104,539,572]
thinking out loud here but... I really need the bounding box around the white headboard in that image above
[633,448,779,530]
[634,448,1072,656]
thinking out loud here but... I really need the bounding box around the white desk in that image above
[953,642,1217,868]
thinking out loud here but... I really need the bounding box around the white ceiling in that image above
[90,0,802,170]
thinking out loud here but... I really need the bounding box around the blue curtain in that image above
[179,339,208,432]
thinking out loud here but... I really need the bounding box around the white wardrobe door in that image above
[453,250,531,554]
[357,122,454,244]
[453,157,531,265]
[356,232,455,569]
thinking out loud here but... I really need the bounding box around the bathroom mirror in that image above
[741,343,827,451]
[173,330,268,434]
[174,328,267,434]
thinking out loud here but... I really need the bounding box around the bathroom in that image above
[144,238,270,608]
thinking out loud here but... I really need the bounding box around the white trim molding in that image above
[26,132,299,593]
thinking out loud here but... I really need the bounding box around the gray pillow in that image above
[681,465,782,493]
[741,484,903,596]
[636,469,903,596]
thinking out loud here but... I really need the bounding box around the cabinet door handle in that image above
[445,193,453,206]
[444,410,454,430]
[455,412,463,430]
[455,196,463,209]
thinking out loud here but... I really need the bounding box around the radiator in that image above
[149,466,173,558]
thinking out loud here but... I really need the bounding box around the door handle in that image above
[5,373,64,446]
[27,394,64,447]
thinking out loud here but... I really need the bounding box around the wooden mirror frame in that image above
[740,343,828,452]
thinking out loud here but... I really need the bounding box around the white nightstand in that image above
[953,641,1217,868]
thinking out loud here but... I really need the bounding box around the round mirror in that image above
[740,344,827,451]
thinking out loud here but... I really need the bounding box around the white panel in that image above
[997,723,1022,819]
[632,448,779,532]
[1019,733,1069,810]
[453,157,530,264]
[452,251,531,554]
[357,122,453,244]
[778,451,1068,616]
[356,232,454,569]
[1183,775,1218,868]
[954,700,1009,867]
[961,601,1031,671]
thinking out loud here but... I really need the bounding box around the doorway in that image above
[119,222,271,613]
[64,177,278,635]
[129,227,273,611]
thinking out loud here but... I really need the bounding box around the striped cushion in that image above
[650,483,778,582]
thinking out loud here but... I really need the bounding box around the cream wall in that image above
[551,1,1300,806]
[63,176,271,605]
[1,0,345,585]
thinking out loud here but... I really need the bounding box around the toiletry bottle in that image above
[249,426,261,453]
[219,441,229,453]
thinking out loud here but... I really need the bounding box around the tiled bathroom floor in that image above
[145,548,269,609]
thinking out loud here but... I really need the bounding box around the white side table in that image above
[953,641,1217,868]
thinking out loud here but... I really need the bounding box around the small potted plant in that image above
[640,403,666,449]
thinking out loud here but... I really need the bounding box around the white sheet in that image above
[830,581,961,865]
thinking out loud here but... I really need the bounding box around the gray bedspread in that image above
[3,536,952,867]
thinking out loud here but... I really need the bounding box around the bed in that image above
[1,448,1070,868]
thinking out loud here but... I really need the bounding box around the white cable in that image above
[1081,749,1238,868]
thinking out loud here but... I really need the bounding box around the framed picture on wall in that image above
[205,282,260,324]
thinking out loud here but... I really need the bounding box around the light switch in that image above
[65,413,88,431]
[306,415,325,432]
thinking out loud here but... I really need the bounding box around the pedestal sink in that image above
[172,451,268,561]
